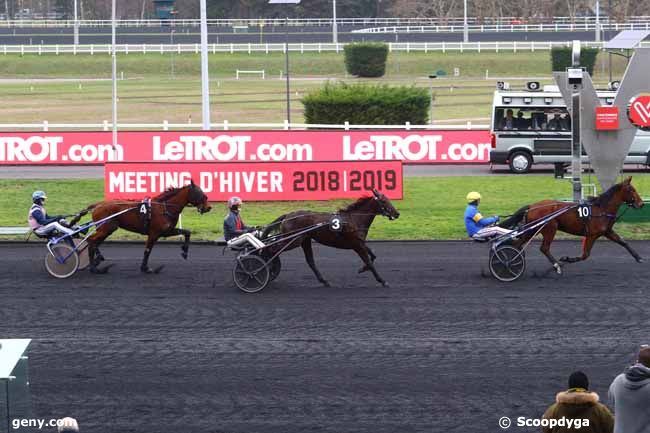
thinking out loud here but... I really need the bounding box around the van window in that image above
[494,107,571,132]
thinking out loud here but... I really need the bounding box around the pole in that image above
[111,0,117,153]
[572,91,581,201]
[199,0,210,130]
[285,16,291,126]
[73,0,79,45]
[429,81,434,125]
[463,0,468,43]
[4,0,8,20]
[332,0,337,44]
[608,0,612,82]
[595,0,600,42]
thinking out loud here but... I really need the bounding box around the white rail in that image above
[354,21,650,34]
[0,41,639,55]
[0,121,489,131]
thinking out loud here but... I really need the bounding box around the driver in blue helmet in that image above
[28,191,75,237]
[223,196,264,248]
[464,191,512,240]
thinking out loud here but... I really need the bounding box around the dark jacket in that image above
[542,389,614,433]
[223,210,251,241]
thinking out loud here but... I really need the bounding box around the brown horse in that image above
[261,189,400,287]
[71,180,211,274]
[501,177,644,274]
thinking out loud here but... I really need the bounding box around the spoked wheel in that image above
[269,257,281,282]
[45,244,80,279]
[489,245,526,282]
[74,239,90,271]
[233,255,270,293]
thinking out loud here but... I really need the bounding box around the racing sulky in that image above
[500,176,644,274]
[70,180,211,274]
[261,188,400,287]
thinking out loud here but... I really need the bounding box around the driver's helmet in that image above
[32,190,47,204]
[228,196,242,210]
[466,191,481,204]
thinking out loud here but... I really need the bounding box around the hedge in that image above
[302,82,430,125]
[343,42,389,78]
[550,47,599,75]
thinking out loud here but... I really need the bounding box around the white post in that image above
[200,0,211,130]
[332,0,338,44]
[595,0,601,42]
[463,0,468,43]
[111,0,118,153]
[73,0,79,45]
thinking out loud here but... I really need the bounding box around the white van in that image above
[489,82,650,173]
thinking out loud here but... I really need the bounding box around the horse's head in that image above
[371,189,400,220]
[620,177,644,209]
[188,180,212,214]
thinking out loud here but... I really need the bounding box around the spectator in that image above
[548,113,565,131]
[542,371,613,433]
[500,109,515,129]
[609,346,650,433]
[515,111,531,129]
[58,417,79,433]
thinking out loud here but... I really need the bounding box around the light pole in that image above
[111,0,117,152]
[170,29,175,79]
[595,0,600,42]
[428,74,437,125]
[269,0,301,127]
[200,0,210,130]
[463,0,468,43]
[73,0,79,45]
[332,0,337,44]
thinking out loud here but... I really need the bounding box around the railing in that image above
[1,40,641,55]
[354,21,650,34]
[0,16,647,28]
[0,121,490,131]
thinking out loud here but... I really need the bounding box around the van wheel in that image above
[509,151,532,174]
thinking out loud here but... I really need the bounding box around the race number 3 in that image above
[330,215,342,232]
[577,205,591,219]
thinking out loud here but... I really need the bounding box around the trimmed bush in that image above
[550,47,599,75]
[344,42,389,78]
[302,82,430,125]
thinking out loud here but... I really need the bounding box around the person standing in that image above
[609,346,650,433]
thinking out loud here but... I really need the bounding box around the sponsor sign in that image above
[628,95,650,130]
[0,130,490,165]
[595,106,619,130]
[104,160,403,202]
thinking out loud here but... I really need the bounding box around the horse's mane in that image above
[339,196,374,213]
[154,185,187,201]
[590,182,621,207]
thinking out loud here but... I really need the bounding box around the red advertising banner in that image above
[0,130,490,165]
[595,106,619,130]
[628,95,650,130]
[105,161,403,202]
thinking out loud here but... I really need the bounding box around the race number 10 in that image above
[293,170,398,193]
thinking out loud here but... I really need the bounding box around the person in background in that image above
[542,371,614,433]
[609,346,650,433]
[500,109,515,129]
[464,192,512,240]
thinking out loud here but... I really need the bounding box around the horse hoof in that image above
[554,263,563,275]
[141,267,153,274]
[636,257,644,263]
[321,281,331,287]
[381,281,390,288]
[90,264,112,274]
[181,252,188,260]
[154,265,165,274]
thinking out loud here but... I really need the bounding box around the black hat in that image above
[568,371,589,390]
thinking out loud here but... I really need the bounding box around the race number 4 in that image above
[140,204,148,214]
[577,205,591,219]
[330,215,342,232]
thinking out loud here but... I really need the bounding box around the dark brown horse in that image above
[71,180,211,274]
[501,177,644,274]
[261,189,400,287]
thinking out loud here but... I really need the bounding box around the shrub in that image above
[302,82,430,125]
[550,47,599,75]
[344,42,389,78]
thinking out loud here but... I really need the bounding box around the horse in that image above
[500,176,644,274]
[70,180,212,274]
[261,189,400,287]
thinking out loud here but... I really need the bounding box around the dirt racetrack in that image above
[1,241,649,433]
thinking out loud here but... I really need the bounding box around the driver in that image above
[28,190,75,237]
[223,196,264,248]
[464,192,512,240]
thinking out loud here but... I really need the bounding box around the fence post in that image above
[496,41,499,53]
[405,121,411,130]
[21,45,24,56]
[248,43,251,54]
[284,120,289,130]
[212,43,216,54]
[103,120,109,131]
[43,120,48,131]
[265,43,269,54]
[143,44,146,54]
[344,121,350,131]
[513,41,517,53]
[442,41,445,53]
[125,45,129,55]
[163,120,169,131]
[231,43,234,54]
[223,120,229,130]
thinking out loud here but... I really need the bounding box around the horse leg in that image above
[165,228,191,259]
[560,235,597,264]
[88,225,116,274]
[367,246,377,262]
[358,244,376,273]
[141,234,163,274]
[605,230,644,263]
[538,222,563,275]
[353,243,388,287]
[301,238,330,287]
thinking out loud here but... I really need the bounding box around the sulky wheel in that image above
[45,244,80,279]
[233,255,270,293]
[269,257,281,282]
[489,245,526,282]
[74,239,90,271]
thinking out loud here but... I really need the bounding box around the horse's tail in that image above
[499,205,529,229]
[68,202,101,226]
[261,214,288,239]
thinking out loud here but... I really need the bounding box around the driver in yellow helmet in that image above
[464,192,512,240]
